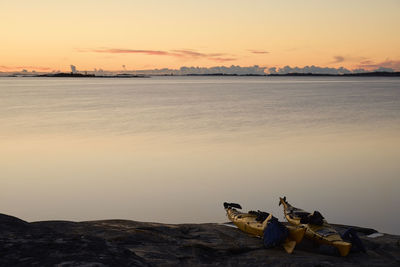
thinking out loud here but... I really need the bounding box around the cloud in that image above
[332,56,345,63]
[179,65,266,75]
[329,55,369,65]
[128,65,267,75]
[91,48,169,56]
[211,57,237,62]
[172,50,236,62]
[268,65,352,75]
[360,60,373,64]
[249,50,269,54]
[86,48,237,62]
[172,50,213,57]
[268,62,399,74]
[357,59,400,71]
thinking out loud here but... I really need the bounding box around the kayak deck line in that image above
[279,197,352,256]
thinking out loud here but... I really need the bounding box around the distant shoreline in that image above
[37,73,151,78]
[2,71,400,78]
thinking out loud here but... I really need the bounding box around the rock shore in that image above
[1,213,399,266]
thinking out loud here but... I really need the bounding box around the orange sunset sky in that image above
[1,0,399,72]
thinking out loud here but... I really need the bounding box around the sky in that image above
[1,0,400,72]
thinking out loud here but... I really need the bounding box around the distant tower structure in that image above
[70,65,77,73]
[122,65,126,72]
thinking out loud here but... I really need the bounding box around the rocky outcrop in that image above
[1,213,399,266]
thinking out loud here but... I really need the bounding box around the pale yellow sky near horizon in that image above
[1,0,399,72]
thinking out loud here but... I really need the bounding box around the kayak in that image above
[224,202,305,254]
[279,197,352,256]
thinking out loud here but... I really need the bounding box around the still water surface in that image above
[1,76,399,234]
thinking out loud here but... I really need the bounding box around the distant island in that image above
[2,71,399,78]
[269,71,400,77]
[34,72,150,78]
[2,64,400,77]
[186,71,400,77]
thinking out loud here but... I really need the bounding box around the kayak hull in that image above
[225,206,305,254]
[279,197,352,256]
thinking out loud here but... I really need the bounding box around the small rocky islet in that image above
[1,213,399,266]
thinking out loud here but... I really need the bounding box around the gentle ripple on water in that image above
[0,76,399,234]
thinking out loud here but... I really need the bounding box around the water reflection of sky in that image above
[0,77,399,234]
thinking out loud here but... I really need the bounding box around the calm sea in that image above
[1,76,399,234]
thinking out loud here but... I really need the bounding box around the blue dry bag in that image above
[263,217,289,248]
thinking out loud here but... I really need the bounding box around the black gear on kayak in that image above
[263,217,289,248]
[248,210,271,222]
[308,211,325,225]
[298,211,324,225]
[223,202,242,209]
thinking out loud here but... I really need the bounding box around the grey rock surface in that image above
[1,213,399,266]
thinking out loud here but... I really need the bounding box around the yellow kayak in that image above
[224,202,305,254]
[279,197,352,256]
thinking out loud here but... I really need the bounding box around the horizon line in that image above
[1,63,399,75]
